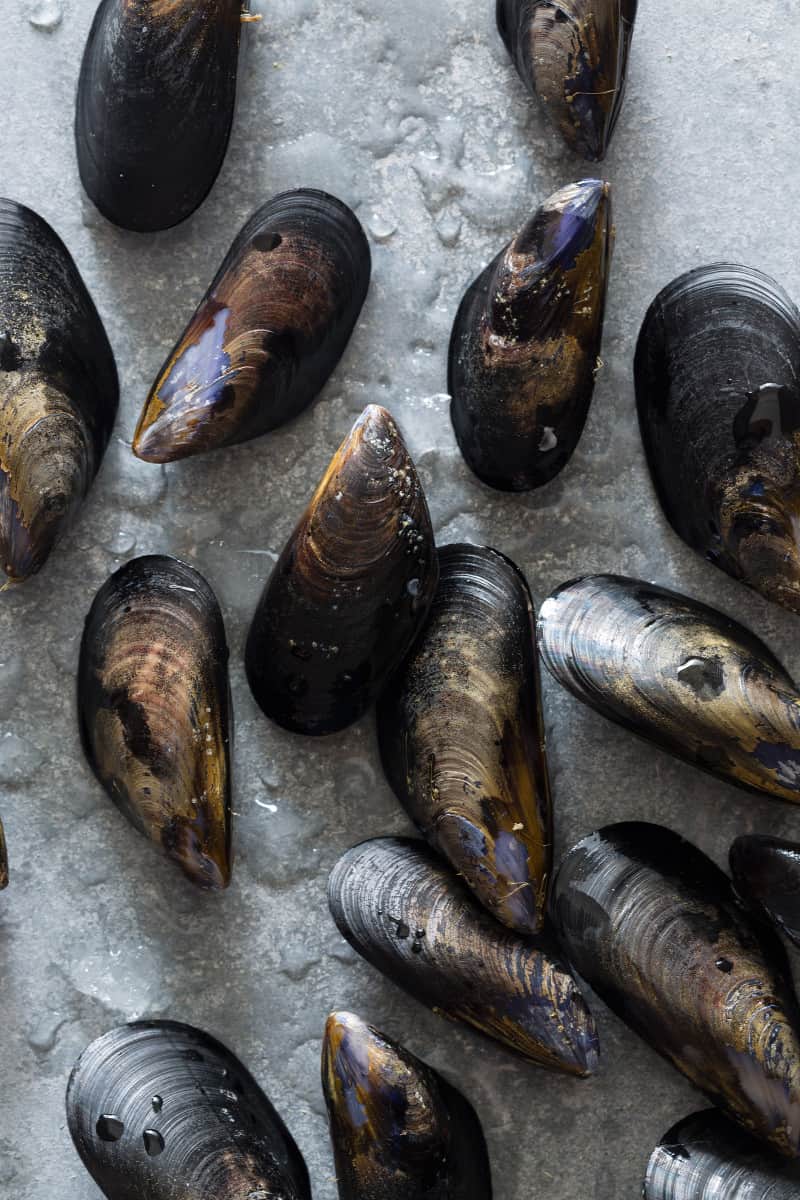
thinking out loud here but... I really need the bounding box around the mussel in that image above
[75,0,246,231]
[377,544,553,936]
[0,198,118,582]
[730,835,800,947]
[538,574,800,806]
[636,264,800,614]
[448,180,612,491]
[322,1011,492,1199]
[496,0,638,160]
[245,405,438,736]
[551,822,800,1157]
[66,1020,311,1200]
[328,837,599,1076]
[644,1110,800,1199]
[133,190,371,462]
[78,555,232,890]
[0,817,7,890]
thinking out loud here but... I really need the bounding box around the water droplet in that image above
[103,529,137,557]
[151,1095,163,1112]
[96,1115,124,1142]
[367,211,397,242]
[716,958,734,974]
[406,578,421,597]
[394,919,410,939]
[143,1129,165,1157]
[538,426,558,452]
[28,0,62,30]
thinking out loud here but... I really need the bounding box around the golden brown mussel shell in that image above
[78,555,232,890]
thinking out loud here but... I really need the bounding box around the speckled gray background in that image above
[2,0,800,1196]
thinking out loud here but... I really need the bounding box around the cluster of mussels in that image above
[4,0,800,1197]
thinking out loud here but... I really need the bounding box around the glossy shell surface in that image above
[322,1011,492,1199]
[78,555,232,890]
[551,822,800,1157]
[496,0,637,160]
[636,263,800,613]
[644,1110,800,1200]
[538,573,800,806]
[75,0,243,231]
[0,198,118,582]
[328,836,599,1076]
[449,180,612,491]
[245,405,438,735]
[730,834,800,947]
[134,190,371,462]
[66,1020,312,1200]
[377,543,553,935]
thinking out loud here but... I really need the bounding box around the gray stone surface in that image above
[1,0,800,1196]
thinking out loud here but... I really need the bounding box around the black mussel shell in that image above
[75,0,244,232]
[644,1110,800,1199]
[134,190,371,462]
[636,264,800,614]
[449,180,612,491]
[496,0,637,160]
[66,1020,311,1200]
[78,555,232,890]
[538,573,800,806]
[0,817,7,890]
[377,544,553,936]
[328,837,600,1076]
[0,198,118,582]
[245,405,438,736]
[551,822,800,1157]
[322,1011,492,1200]
[731,835,800,948]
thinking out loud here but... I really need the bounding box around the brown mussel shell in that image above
[730,835,800,948]
[449,180,612,492]
[551,822,800,1157]
[133,190,371,462]
[0,817,7,890]
[644,1110,800,1200]
[245,405,438,736]
[322,1011,492,1200]
[78,555,232,890]
[538,574,800,806]
[0,198,118,582]
[636,264,800,614]
[75,0,244,232]
[66,1020,311,1200]
[496,0,637,160]
[377,543,553,936]
[328,836,600,1076]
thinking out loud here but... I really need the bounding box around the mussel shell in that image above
[66,1020,311,1200]
[0,198,118,582]
[496,0,637,161]
[75,0,242,232]
[328,836,600,1076]
[133,190,371,462]
[551,822,800,1157]
[644,1110,800,1200]
[245,405,438,736]
[0,817,7,890]
[538,573,800,806]
[322,1011,492,1199]
[377,543,553,936]
[449,180,612,491]
[78,555,232,890]
[730,835,800,948]
[636,264,800,613]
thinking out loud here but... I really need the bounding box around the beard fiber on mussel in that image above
[78,555,232,890]
[328,837,600,1076]
[644,1109,800,1200]
[449,180,612,492]
[636,264,800,614]
[245,405,438,736]
[0,817,7,890]
[377,543,553,936]
[551,822,800,1157]
[730,835,800,948]
[133,190,371,462]
[66,1020,312,1200]
[538,573,800,806]
[322,1011,493,1200]
[0,198,118,582]
[75,0,245,232]
[496,0,638,160]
